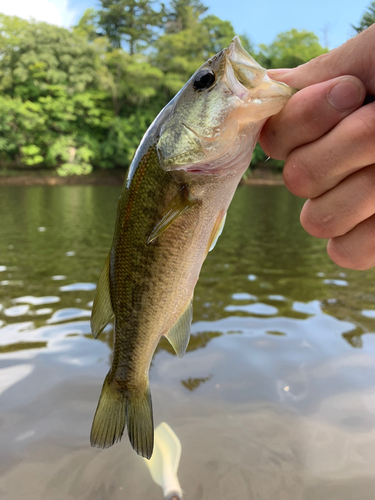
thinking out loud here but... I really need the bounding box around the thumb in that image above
[267,24,375,94]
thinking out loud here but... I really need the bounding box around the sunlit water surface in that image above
[1,185,375,500]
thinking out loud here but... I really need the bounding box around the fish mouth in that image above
[225,36,296,103]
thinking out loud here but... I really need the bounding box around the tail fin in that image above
[90,372,154,459]
[90,373,126,449]
[127,387,154,459]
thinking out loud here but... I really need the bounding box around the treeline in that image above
[1,0,363,176]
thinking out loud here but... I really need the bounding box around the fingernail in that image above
[267,68,292,78]
[328,78,363,111]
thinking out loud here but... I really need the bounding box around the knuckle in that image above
[327,234,375,271]
[358,166,375,204]
[351,107,375,151]
[300,200,335,238]
[283,151,322,198]
[327,238,359,269]
[364,164,375,185]
[356,116,375,143]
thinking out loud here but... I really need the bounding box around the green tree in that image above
[201,15,237,54]
[0,15,112,173]
[154,4,242,96]
[353,1,375,33]
[0,9,331,177]
[257,29,328,69]
[0,14,99,99]
[73,8,99,42]
[165,0,207,33]
[99,48,163,115]
[97,0,165,53]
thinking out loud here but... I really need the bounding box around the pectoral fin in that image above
[206,210,227,254]
[91,253,114,339]
[148,185,199,244]
[165,297,193,358]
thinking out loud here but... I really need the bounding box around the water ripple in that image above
[4,305,30,317]
[47,308,91,324]
[268,295,286,301]
[14,296,60,306]
[323,279,349,286]
[292,300,322,315]
[232,293,257,301]
[225,303,278,316]
[59,283,96,292]
[35,308,53,316]
[362,310,375,319]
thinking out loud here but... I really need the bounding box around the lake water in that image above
[1,184,375,500]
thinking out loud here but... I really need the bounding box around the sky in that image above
[0,0,369,49]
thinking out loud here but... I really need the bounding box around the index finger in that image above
[260,76,365,161]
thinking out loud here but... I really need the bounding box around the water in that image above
[1,185,375,499]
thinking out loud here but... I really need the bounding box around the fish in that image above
[90,36,295,459]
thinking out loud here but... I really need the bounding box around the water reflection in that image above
[225,303,278,315]
[4,305,30,317]
[14,295,60,305]
[47,308,92,324]
[181,376,212,391]
[0,341,48,354]
[1,185,375,499]
[59,283,96,292]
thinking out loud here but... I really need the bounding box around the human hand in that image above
[260,24,375,270]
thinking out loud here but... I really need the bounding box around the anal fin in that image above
[91,253,114,339]
[165,297,193,358]
[148,185,200,244]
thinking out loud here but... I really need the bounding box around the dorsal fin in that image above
[148,185,199,244]
[91,253,114,339]
[165,297,193,358]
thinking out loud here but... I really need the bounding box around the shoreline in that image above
[0,169,285,187]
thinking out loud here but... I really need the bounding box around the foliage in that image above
[97,0,165,52]
[0,96,45,164]
[99,48,163,115]
[99,110,156,167]
[257,29,328,69]
[0,4,333,176]
[165,0,207,33]
[153,3,244,97]
[0,14,99,98]
[353,1,375,33]
[73,8,99,42]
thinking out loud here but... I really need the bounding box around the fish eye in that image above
[193,70,216,91]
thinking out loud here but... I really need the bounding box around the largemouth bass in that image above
[90,37,294,459]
